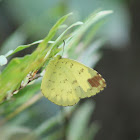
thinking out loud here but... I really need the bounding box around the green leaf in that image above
[0,81,41,115]
[6,40,43,57]
[85,122,100,140]
[33,113,63,136]
[78,39,106,67]
[49,21,83,57]
[0,125,38,140]
[41,127,64,140]
[29,106,75,138]
[3,40,54,58]
[66,10,113,59]
[67,100,95,140]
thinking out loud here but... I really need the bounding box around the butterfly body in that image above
[41,55,106,106]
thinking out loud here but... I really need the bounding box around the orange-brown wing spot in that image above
[88,77,100,87]
[88,74,106,88]
[97,73,106,89]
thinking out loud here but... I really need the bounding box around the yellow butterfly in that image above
[41,55,106,106]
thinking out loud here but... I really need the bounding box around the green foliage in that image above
[0,13,73,101]
[0,81,41,115]
[67,100,98,140]
[0,10,112,102]
[0,10,112,140]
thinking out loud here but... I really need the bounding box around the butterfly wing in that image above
[41,56,106,106]
[58,58,106,98]
[41,56,80,106]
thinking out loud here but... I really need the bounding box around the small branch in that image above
[13,72,41,95]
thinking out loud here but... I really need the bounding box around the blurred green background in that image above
[0,0,140,140]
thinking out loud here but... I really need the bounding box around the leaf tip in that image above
[0,55,8,66]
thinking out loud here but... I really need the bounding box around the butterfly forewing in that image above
[41,56,80,106]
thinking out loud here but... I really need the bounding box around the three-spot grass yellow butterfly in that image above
[41,55,106,106]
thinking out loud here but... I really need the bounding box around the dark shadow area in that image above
[94,0,140,140]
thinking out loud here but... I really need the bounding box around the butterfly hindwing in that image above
[41,56,80,106]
